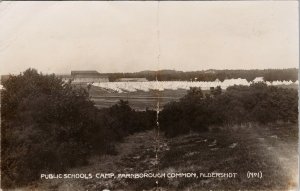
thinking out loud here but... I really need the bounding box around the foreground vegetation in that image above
[157,124,298,190]
[160,83,298,137]
[23,123,298,191]
[1,69,155,188]
[1,68,298,189]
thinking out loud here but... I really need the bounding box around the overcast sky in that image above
[0,1,298,75]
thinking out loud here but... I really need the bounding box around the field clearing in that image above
[89,86,191,110]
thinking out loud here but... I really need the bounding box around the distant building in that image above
[71,71,109,83]
[117,78,148,82]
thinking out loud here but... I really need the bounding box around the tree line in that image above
[105,68,298,82]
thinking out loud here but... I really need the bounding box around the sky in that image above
[0,1,298,75]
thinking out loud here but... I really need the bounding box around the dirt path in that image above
[28,130,168,191]
[249,124,298,190]
[22,124,298,191]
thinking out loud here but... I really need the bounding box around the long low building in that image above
[71,71,109,83]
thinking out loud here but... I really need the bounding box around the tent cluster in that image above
[92,77,298,93]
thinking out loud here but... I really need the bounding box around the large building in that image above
[71,71,109,83]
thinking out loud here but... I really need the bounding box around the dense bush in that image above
[1,69,156,188]
[159,83,298,137]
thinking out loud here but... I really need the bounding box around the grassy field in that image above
[89,85,218,110]
[89,86,190,110]
[24,123,298,191]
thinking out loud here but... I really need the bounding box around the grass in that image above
[86,85,212,110]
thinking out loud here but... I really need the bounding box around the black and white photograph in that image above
[0,1,299,190]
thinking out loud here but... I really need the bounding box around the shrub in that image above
[1,69,98,187]
[159,83,298,137]
[1,69,156,188]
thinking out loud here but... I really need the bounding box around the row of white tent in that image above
[0,78,297,92]
[92,78,299,93]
